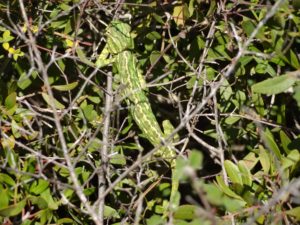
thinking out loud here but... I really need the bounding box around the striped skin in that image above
[106,21,133,54]
[115,51,175,162]
[105,21,178,211]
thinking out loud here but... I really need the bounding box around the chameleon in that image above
[96,20,179,213]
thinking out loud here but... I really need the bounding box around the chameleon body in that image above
[97,21,179,212]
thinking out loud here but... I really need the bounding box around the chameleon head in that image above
[106,20,134,54]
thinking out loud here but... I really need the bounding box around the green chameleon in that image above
[96,20,179,214]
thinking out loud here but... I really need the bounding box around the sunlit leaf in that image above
[146,215,165,225]
[224,160,243,185]
[110,153,126,166]
[280,130,292,154]
[76,48,94,67]
[40,188,59,210]
[259,145,271,174]
[0,199,26,217]
[174,204,198,220]
[5,92,16,110]
[65,38,74,47]
[52,81,78,91]
[30,179,49,195]
[17,72,32,90]
[238,161,252,186]
[150,51,161,66]
[173,2,189,27]
[41,92,65,109]
[215,176,245,201]
[104,205,120,219]
[0,189,9,209]
[224,116,240,125]
[2,42,9,50]
[0,173,15,186]
[57,218,74,224]
[82,104,98,122]
[286,207,300,220]
[2,30,14,42]
[28,196,48,209]
[251,74,297,95]
[262,129,281,159]
[146,31,161,40]
[281,150,300,170]
[188,150,203,169]
[1,135,15,150]
[293,83,300,107]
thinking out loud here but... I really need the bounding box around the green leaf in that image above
[237,161,252,186]
[251,74,297,95]
[40,188,58,210]
[57,218,74,224]
[150,51,161,66]
[52,81,78,91]
[188,0,195,16]
[83,187,95,196]
[110,153,126,166]
[224,160,243,185]
[30,179,49,195]
[104,205,120,219]
[220,79,233,101]
[173,4,186,27]
[76,48,94,67]
[242,19,256,37]
[281,150,300,170]
[252,93,265,117]
[146,215,165,225]
[17,72,32,90]
[288,49,300,69]
[174,156,188,181]
[286,207,300,220]
[11,120,21,138]
[2,30,14,42]
[59,3,71,11]
[1,135,15,151]
[202,183,224,206]
[243,152,259,170]
[146,31,161,40]
[215,175,245,201]
[41,92,65,109]
[174,204,198,220]
[21,219,31,225]
[262,129,281,159]
[5,92,16,110]
[28,196,48,209]
[37,208,53,224]
[87,96,101,104]
[223,197,246,213]
[0,173,15,186]
[0,189,9,208]
[259,145,271,174]
[215,45,230,59]
[224,116,240,125]
[188,150,203,169]
[293,83,300,107]
[82,104,98,122]
[0,199,26,217]
[2,42,9,50]
[280,130,291,154]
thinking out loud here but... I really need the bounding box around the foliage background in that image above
[0,0,300,224]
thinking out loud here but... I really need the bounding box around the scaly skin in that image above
[97,20,179,213]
